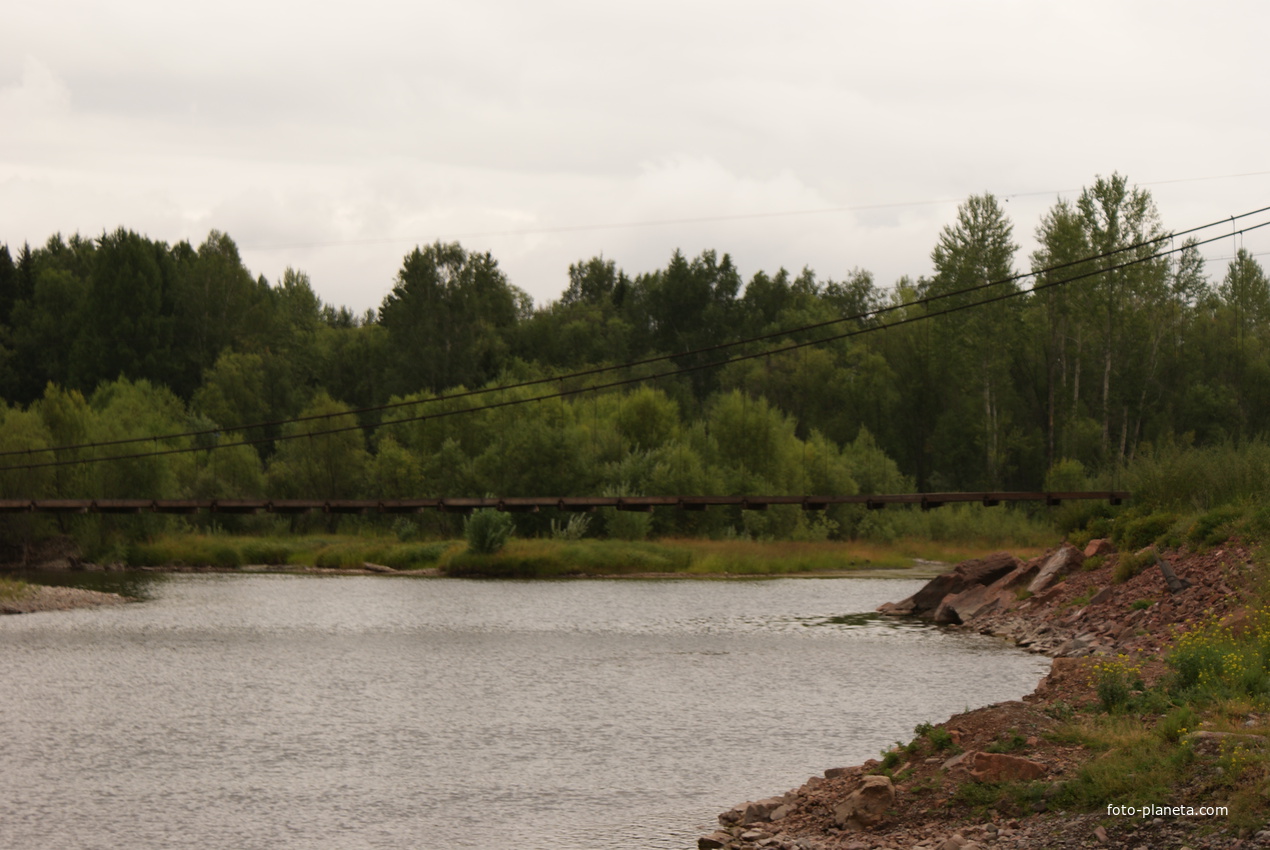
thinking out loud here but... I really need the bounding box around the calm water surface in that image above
[0,575,1049,849]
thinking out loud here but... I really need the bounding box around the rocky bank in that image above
[699,540,1266,850]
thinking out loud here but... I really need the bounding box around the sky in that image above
[4,0,1270,315]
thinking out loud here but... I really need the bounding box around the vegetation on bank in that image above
[0,576,30,602]
[3,172,1270,558]
[880,479,1270,836]
[102,529,1052,577]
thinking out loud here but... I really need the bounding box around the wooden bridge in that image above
[0,491,1128,515]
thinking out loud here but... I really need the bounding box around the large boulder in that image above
[945,750,1047,783]
[879,552,1020,618]
[934,558,1042,624]
[1026,544,1085,595]
[832,774,894,829]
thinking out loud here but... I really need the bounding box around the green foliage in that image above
[550,513,592,541]
[1168,607,1270,700]
[464,509,514,555]
[1113,512,1179,551]
[1112,550,1156,584]
[0,576,31,603]
[1187,505,1244,549]
[914,721,959,752]
[1155,705,1199,744]
[1091,657,1144,713]
[984,731,1028,754]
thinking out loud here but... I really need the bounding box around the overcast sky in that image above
[4,1,1269,314]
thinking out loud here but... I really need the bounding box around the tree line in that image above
[0,172,1267,540]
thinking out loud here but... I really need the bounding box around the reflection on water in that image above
[798,611,933,631]
[0,575,1048,850]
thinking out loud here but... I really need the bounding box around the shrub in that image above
[1091,657,1143,713]
[1112,550,1156,584]
[550,513,592,541]
[1113,512,1179,551]
[465,509,514,555]
[1187,506,1243,549]
[1155,705,1199,744]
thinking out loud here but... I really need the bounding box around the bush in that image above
[1112,550,1156,584]
[1187,506,1243,549]
[465,509,514,555]
[1113,512,1179,551]
[1091,657,1143,713]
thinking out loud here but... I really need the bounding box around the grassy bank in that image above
[0,576,31,602]
[108,532,1051,577]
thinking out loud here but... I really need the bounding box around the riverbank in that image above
[0,577,130,614]
[6,533,1047,579]
[700,541,1269,850]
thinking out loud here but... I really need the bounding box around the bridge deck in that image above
[0,492,1128,515]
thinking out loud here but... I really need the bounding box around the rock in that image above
[799,776,825,793]
[933,599,963,625]
[946,751,1047,783]
[832,775,894,829]
[1084,538,1116,558]
[1094,825,1109,843]
[936,836,968,850]
[879,552,1019,618]
[1088,587,1114,606]
[699,832,731,849]
[770,804,794,821]
[1027,544,1085,595]
[824,766,853,779]
[362,562,396,573]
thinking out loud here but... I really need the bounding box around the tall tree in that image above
[379,242,528,395]
[926,193,1019,487]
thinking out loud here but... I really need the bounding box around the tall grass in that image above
[123,534,453,570]
[0,576,31,603]
[855,503,1057,549]
[1125,439,1270,511]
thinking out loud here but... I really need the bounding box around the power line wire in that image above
[6,215,1266,474]
[7,203,1266,462]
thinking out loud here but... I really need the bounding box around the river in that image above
[0,573,1049,849]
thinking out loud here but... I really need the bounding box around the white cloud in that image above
[3,1,1270,313]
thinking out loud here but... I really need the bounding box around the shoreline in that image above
[698,541,1261,850]
[0,583,131,614]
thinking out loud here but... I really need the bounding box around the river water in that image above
[0,574,1049,849]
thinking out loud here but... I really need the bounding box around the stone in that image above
[879,552,1019,618]
[936,835,967,850]
[769,804,794,821]
[1088,587,1114,606]
[824,766,853,779]
[699,832,731,849]
[1027,544,1086,595]
[1084,538,1116,558]
[1094,825,1109,843]
[832,775,894,829]
[946,751,1046,783]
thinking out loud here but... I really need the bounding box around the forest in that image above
[1,172,1268,544]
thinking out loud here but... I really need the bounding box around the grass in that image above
[0,576,32,603]
[1033,580,1270,833]
[111,531,1051,577]
[124,533,455,571]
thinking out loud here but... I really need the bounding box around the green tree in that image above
[926,193,1020,488]
[266,393,369,502]
[378,242,528,395]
